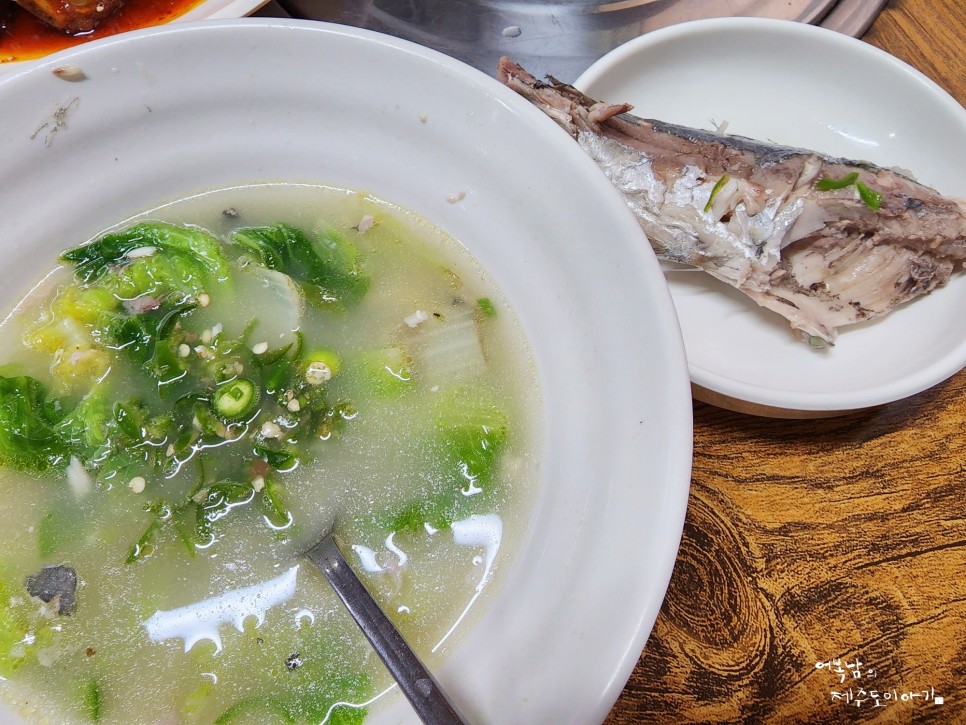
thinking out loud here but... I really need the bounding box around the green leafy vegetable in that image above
[0,375,67,474]
[294,673,372,725]
[0,576,60,676]
[387,388,508,532]
[55,388,111,461]
[214,673,372,725]
[0,577,30,678]
[112,400,151,443]
[56,393,172,484]
[180,678,214,723]
[53,285,119,328]
[350,347,413,399]
[28,223,232,390]
[62,222,231,285]
[213,696,295,724]
[435,388,509,474]
[107,302,195,379]
[232,224,370,308]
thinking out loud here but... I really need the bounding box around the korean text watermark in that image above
[816,658,944,708]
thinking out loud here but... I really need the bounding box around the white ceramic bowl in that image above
[0,19,692,724]
[577,18,966,418]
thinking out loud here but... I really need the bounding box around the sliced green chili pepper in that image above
[816,172,881,211]
[703,174,731,213]
[856,181,883,212]
[212,378,259,421]
[816,172,859,191]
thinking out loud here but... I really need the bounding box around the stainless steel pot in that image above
[278,0,886,81]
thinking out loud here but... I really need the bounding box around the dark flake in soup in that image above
[0,183,540,724]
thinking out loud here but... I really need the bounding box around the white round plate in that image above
[577,17,966,417]
[0,18,692,725]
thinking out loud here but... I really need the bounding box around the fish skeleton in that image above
[498,57,966,346]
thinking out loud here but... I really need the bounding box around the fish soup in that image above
[0,184,541,724]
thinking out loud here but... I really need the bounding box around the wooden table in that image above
[606,3,966,722]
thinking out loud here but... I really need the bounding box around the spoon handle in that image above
[305,533,469,725]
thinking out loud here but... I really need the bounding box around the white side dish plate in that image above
[0,19,692,724]
[577,18,966,417]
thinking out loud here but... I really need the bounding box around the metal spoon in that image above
[304,532,469,725]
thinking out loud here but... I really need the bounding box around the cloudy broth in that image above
[0,184,541,724]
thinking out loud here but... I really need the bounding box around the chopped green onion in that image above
[126,514,163,563]
[195,481,257,544]
[256,342,292,367]
[260,476,291,528]
[856,181,883,212]
[291,331,305,361]
[253,443,299,472]
[83,679,102,722]
[703,175,730,213]
[816,172,859,191]
[476,297,497,318]
[212,378,260,421]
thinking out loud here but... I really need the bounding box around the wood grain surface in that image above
[607,3,966,722]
